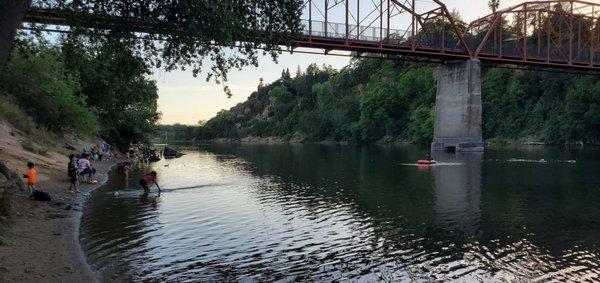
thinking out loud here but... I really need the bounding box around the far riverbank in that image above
[204,136,598,147]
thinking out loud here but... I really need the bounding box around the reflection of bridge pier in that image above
[433,152,483,234]
[432,60,484,152]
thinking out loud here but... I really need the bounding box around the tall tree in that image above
[488,0,500,13]
[62,38,161,145]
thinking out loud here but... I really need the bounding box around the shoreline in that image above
[0,158,122,282]
[205,136,598,147]
[70,161,122,281]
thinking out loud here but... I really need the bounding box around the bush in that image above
[21,139,49,156]
[0,95,37,134]
[1,45,99,137]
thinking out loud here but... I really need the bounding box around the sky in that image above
[156,0,524,125]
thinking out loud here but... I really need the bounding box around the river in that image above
[80,145,600,282]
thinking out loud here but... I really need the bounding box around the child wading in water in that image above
[24,162,37,194]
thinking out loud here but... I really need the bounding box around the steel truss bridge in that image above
[23,0,600,71]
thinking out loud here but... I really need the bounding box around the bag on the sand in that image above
[29,190,52,201]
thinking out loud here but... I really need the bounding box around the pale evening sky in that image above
[156,0,524,125]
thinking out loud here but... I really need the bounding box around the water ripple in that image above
[80,148,600,282]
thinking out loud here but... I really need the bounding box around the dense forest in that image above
[0,38,160,148]
[194,59,599,145]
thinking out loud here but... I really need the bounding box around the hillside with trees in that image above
[196,58,600,145]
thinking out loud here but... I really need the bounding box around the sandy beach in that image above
[0,120,122,282]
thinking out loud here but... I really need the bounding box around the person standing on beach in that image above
[67,154,80,193]
[23,162,37,194]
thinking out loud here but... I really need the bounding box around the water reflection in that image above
[433,152,483,235]
[80,165,163,281]
[80,145,600,282]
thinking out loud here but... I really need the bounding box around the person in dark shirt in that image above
[425,153,433,161]
[67,154,80,193]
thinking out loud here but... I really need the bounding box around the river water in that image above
[80,145,600,282]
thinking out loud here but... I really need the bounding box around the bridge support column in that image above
[432,60,484,152]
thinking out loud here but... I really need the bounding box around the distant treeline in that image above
[194,59,599,145]
[0,38,160,147]
[152,124,199,143]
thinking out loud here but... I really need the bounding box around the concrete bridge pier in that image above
[432,59,484,152]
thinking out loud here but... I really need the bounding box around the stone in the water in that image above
[163,146,182,158]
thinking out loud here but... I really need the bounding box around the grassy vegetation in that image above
[0,95,64,153]
[20,140,49,156]
[0,94,38,135]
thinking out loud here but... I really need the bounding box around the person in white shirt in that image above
[78,154,97,183]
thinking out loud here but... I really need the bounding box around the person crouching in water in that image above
[139,171,160,192]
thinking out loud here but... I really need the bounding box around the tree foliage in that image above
[30,0,304,95]
[0,43,99,136]
[196,59,439,144]
[62,38,160,145]
[482,68,600,144]
[0,39,161,146]
[195,6,599,145]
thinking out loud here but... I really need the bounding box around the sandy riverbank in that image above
[0,120,123,282]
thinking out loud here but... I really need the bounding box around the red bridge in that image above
[295,0,600,71]
[24,0,600,71]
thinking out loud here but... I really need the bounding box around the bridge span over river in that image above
[23,0,600,151]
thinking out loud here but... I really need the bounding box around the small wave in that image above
[399,162,464,167]
[160,183,230,192]
[108,183,230,197]
[108,190,157,198]
[504,159,576,164]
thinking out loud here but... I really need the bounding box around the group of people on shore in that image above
[24,141,161,199]
[22,143,109,196]
[65,142,114,193]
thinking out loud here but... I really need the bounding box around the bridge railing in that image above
[301,20,409,43]
[465,1,600,68]
[300,19,469,56]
